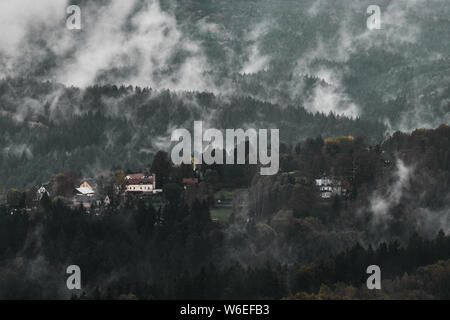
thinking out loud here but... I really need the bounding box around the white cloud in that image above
[240,22,270,75]
[0,0,215,92]
[304,83,359,118]
[0,0,67,56]
[369,159,414,229]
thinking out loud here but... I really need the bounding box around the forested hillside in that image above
[0,78,386,190]
[0,126,449,299]
[0,0,449,301]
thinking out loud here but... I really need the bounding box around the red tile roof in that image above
[125,173,154,185]
[127,178,153,185]
[126,173,145,180]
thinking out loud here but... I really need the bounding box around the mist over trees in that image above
[0,0,449,300]
[0,78,387,191]
[0,125,449,299]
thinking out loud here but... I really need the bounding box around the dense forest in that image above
[0,78,386,191]
[0,0,449,300]
[0,125,449,299]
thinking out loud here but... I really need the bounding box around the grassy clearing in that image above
[210,188,241,223]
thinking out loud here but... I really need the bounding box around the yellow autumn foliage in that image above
[324,136,354,145]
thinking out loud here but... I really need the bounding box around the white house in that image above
[75,181,95,196]
[315,177,342,199]
[126,184,155,192]
[125,173,156,193]
[37,186,49,200]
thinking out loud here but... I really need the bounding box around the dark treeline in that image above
[0,192,217,299]
[2,197,450,300]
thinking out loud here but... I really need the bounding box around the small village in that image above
[32,171,201,213]
[4,161,355,218]
[2,135,397,219]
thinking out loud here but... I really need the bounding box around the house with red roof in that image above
[125,173,156,193]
